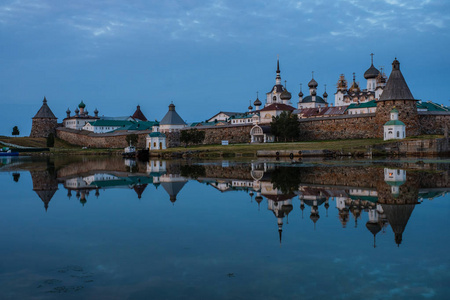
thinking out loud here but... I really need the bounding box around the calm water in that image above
[0,156,449,300]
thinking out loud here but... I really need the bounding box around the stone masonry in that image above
[375,100,420,137]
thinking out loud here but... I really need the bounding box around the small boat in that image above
[0,147,19,156]
[122,143,137,158]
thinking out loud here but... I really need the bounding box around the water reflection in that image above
[2,156,448,250]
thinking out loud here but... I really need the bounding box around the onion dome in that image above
[298,90,304,97]
[78,101,86,108]
[364,65,380,79]
[364,54,380,79]
[75,108,80,114]
[253,97,262,106]
[323,91,328,98]
[255,196,263,204]
[280,88,292,100]
[66,108,71,114]
[248,105,253,110]
[308,78,318,88]
[94,108,98,114]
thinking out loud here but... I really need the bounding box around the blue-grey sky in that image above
[1,0,449,136]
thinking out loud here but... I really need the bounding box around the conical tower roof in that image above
[33,97,57,119]
[132,105,148,121]
[160,103,186,125]
[379,59,414,101]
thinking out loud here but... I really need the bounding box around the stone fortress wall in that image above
[56,128,151,149]
[55,111,449,148]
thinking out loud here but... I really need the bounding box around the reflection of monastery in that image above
[193,162,448,247]
[61,161,188,206]
[3,158,448,247]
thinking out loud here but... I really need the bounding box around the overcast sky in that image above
[1,0,449,135]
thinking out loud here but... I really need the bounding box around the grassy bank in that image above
[0,135,445,157]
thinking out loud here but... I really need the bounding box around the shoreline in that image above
[3,136,449,158]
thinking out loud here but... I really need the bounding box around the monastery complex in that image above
[30,55,450,148]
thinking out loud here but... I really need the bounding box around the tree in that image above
[125,134,139,147]
[12,126,19,136]
[180,129,205,147]
[180,130,190,147]
[271,166,302,194]
[12,173,20,182]
[270,111,300,142]
[46,133,55,147]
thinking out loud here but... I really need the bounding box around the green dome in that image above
[391,107,399,113]
[78,101,86,108]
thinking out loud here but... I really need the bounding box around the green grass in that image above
[1,134,444,157]
[153,138,383,157]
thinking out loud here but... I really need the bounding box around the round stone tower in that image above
[30,97,58,138]
[375,59,420,137]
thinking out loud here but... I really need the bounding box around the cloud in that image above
[0,0,448,55]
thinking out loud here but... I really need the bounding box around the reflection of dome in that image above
[255,196,263,203]
[310,213,320,228]
[339,209,349,228]
[281,204,293,214]
[366,221,382,248]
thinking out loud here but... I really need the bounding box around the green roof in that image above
[384,120,405,126]
[390,107,399,113]
[149,132,166,137]
[90,176,153,188]
[347,100,377,109]
[234,114,253,119]
[89,120,133,127]
[385,180,405,186]
[113,120,159,132]
[417,101,450,112]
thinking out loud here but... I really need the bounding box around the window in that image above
[397,131,399,137]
